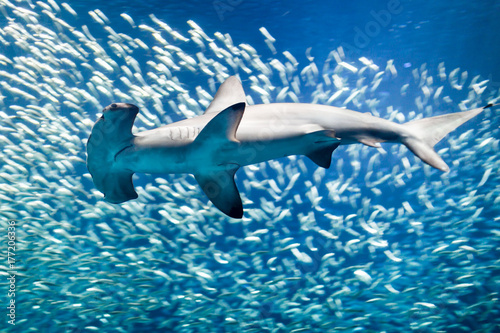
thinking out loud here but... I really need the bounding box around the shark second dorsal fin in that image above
[358,137,383,148]
[195,102,246,144]
[195,166,243,218]
[204,76,246,115]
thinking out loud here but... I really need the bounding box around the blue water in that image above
[76,0,500,82]
[0,0,499,332]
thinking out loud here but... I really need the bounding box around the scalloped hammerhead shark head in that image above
[87,76,491,218]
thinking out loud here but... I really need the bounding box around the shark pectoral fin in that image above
[193,102,245,218]
[306,142,340,168]
[195,102,246,144]
[204,76,246,114]
[102,170,138,204]
[195,167,243,218]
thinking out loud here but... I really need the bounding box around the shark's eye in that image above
[111,103,117,109]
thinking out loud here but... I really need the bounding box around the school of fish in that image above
[0,0,499,332]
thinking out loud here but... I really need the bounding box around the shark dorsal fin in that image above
[204,76,246,115]
[195,166,242,218]
[195,102,245,144]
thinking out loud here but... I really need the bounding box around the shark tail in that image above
[401,105,490,172]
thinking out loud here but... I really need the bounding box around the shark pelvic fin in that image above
[305,130,340,168]
[204,76,247,115]
[195,102,246,144]
[195,166,243,218]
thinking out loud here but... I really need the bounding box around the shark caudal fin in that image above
[87,103,139,203]
[402,104,490,172]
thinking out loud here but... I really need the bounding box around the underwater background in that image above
[0,0,499,332]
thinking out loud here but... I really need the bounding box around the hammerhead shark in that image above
[87,76,489,218]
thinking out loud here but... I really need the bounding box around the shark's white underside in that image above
[87,76,488,218]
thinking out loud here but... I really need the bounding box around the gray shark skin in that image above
[87,76,490,218]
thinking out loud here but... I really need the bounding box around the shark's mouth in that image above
[114,145,132,162]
